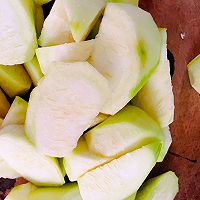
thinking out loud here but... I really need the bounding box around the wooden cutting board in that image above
[139,0,200,199]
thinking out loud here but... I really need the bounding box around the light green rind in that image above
[28,183,82,200]
[131,29,174,127]
[0,125,65,186]
[2,96,28,127]
[0,65,32,98]
[24,56,43,86]
[85,105,163,157]
[187,54,200,94]
[0,0,37,65]
[5,183,37,200]
[78,143,161,200]
[63,0,106,42]
[135,171,179,200]
[157,126,172,162]
[106,0,139,6]
[0,88,10,118]
[92,3,161,115]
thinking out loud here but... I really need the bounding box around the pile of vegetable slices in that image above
[0,0,179,199]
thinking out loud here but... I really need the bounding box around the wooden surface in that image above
[139,0,200,199]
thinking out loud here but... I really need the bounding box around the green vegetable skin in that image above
[0,65,32,98]
[0,88,10,118]
[24,56,44,86]
[187,54,200,94]
[34,0,53,5]
[29,183,82,200]
[135,171,179,200]
[106,0,139,6]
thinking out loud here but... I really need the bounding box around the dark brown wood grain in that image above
[139,0,200,199]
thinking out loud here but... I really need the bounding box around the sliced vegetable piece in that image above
[85,106,163,157]
[29,183,82,200]
[2,97,28,127]
[63,0,105,42]
[106,0,139,6]
[78,143,161,200]
[187,54,200,94]
[35,5,44,38]
[91,3,161,115]
[63,137,111,181]
[26,62,110,157]
[135,171,179,200]
[36,40,94,75]
[0,65,32,98]
[0,89,10,118]
[157,126,172,162]
[5,183,36,200]
[0,125,65,186]
[132,29,174,127]
[39,0,73,46]
[24,56,43,86]
[0,158,21,179]
[0,0,37,65]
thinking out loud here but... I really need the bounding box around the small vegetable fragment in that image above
[106,0,139,6]
[0,65,32,98]
[0,89,10,118]
[187,54,200,94]
[24,56,43,86]
[62,0,106,42]
[2,96,28,127]
[34,5,44,38]
[34,0,53,5]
